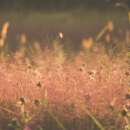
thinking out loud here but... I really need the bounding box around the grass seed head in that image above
[58,32,64,39]
[1,21,10,39]
[20,33,27,45]
[107,20,114,32]
[82,37,94,49]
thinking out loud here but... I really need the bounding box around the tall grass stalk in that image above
[47,110,66,130]
[82,106,105,130]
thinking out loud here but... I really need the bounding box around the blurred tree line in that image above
[0,0,130,10]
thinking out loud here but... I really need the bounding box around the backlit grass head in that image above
[0,21,10,47]
[19,33,27,45]
[82,37,94,49]
[107,20,114,32]
[58,32,64,39]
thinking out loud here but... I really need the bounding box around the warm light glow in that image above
[58,32,64,39]
[82,37,94,49]
[20,33,27,45]
[107,20,114,32]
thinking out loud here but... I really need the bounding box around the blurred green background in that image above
[0,0,129,51]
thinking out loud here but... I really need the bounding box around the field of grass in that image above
[0,9,129,130]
